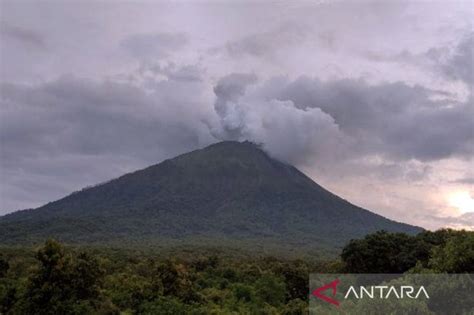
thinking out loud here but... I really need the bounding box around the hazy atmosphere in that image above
[0,0,473,230]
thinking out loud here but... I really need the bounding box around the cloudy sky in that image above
[0,0,472,230]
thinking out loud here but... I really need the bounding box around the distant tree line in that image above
[0,229,472,314]
[341,229,474,273]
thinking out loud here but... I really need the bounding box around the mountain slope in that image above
[0,141,422,249]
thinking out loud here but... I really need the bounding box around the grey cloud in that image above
[120,32,188,60]
[0,75,213,160]
[273,77,474,161]
[427,212,474,229]
[209,73,473,168]
[0,75,216,213]
[144,63,204,82]
[214,73,258,101]
[440,33,473,85]
[0,22,46,49]
[451,177,474,185]
[0,154,140,212]
[3,71,470,214]
[0,0,471,230]
[211,73,344,166]
[212,73,258,140]
[349,162,432,182]
[362,32,473,89]
[225,23,307,58]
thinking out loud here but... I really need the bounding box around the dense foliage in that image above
[0,240,336,314]
[1,229,472,314]
[341,229,474,273]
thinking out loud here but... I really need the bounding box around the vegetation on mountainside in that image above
[0,141,421,248]
[0,229,472,314]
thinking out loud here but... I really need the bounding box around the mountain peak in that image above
[0,141,422,248]
[178,140,266,161]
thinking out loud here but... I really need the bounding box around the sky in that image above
[0,0,473,230]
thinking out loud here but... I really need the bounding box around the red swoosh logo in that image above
[312,279,340,306]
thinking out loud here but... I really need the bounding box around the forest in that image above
[0,229,473,314]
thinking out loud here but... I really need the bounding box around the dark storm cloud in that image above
[120,32,188,60]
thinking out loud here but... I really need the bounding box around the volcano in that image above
[0,141,421,250]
